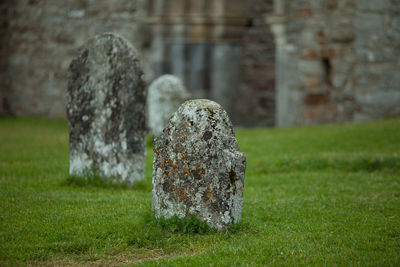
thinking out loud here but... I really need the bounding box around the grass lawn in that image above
[0,117,399,266]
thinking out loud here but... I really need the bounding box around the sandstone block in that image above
[152,99,246,230]
[147,75,189,137]
[67,33,146,186]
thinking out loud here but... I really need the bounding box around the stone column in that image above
[147,0,246,123]
[186,0,210,99]
[210,44,242,120]
[147,0,168,80]
[267,0,303,126]
[189,43,210,98]
[208,0,245,122]
[169,0,187,82]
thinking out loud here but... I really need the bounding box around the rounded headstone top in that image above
[68,33,143,83]
[167,99,234,137]
[149,74,188,97]
[80,32,138,56]
[182,99,222,110]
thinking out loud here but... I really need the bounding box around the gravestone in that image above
[152,99,246,230]
[67,33,146,186]
[147,74,189,137]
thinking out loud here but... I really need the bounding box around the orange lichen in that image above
[206,189,211,199]
[184,168,190,175]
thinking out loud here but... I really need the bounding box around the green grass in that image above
[0,117,399,266]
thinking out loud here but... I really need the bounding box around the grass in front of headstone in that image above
[0,117,399,266]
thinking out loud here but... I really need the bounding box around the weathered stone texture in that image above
[147,74,189,137]
[0,0,147,117]
[3,0,399,127]
[146,0,276,127]
[268,0,357,126]
[152,99,246,230]
[268,0,400,126]
[240,0,275,127]
[353,0,400,121]
[67,33,146,186]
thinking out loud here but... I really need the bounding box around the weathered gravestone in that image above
[152,99,246,230]
[147,74,189,137]
[67,33,146,186]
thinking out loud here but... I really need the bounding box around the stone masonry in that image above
[1,0,276,127]
[146,0,276,126]
[240,0,276,127]
[0,0,274,126]
[152,99,246,230]
[267,0,400,126]
[67,33,146,186]
[352,0,400,120]
[146,0,247,125]
[1,0,399,127]
[0,0,147,117]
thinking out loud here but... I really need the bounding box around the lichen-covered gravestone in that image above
[147,74,189,137]
[67,33,146,186]
[152,99,246,230]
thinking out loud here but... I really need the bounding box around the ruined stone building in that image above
[0,0,399,127]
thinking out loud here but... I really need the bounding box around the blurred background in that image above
[0,0,399,127]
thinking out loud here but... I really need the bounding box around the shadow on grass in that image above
[127,211,250,250]
[63,174,151,191]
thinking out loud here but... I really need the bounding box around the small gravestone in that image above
[147,75,189,137]
[152,99,246,230]
[67,33,146,186]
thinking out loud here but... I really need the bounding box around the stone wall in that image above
[240,0,275,127]
[1,0,398,127]
[0,0,147,117]
[353,0,400,120]
[1,0,276,127]
[268,0,357,126]
[268,0,400,126]
[145,0,276,127]
[146,0,247,125]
